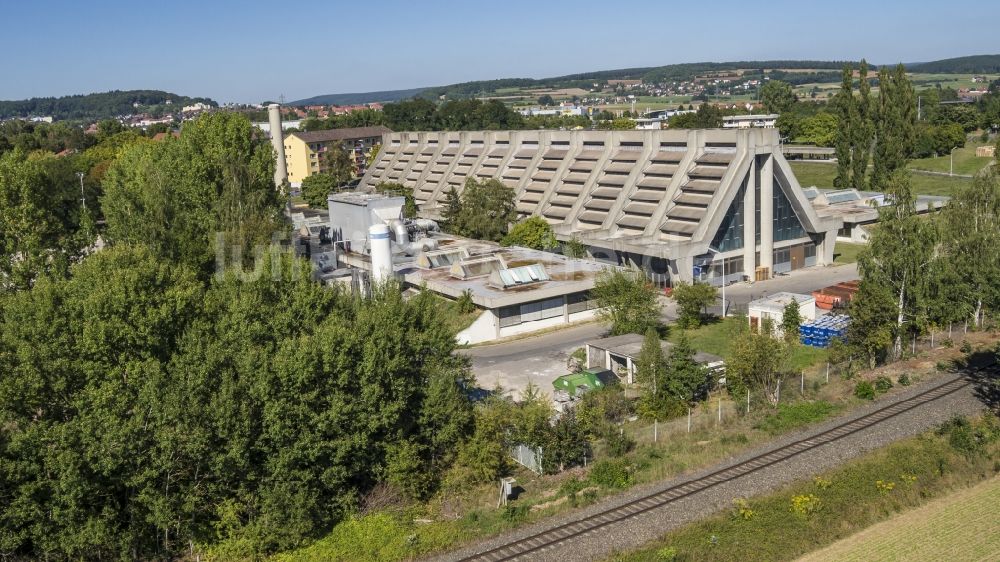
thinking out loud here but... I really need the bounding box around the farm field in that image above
[797,476,1000,562]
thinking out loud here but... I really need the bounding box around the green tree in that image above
[101,112,282,274]
[851,60,873,189]
[662,331,707,406]
[537,94,556,106]
[635,327,667,394]
[834,66,855,188]
[322,141,355,186]
[502,216,557,249]
[671,281,717,328]
[727,320,786,405]
[871,65,917,192]
[375,181,418,218]
[781,299,802,344]
[441,185,462,231]
[798,112,838,147]
[561,237,587,259]
[760,80,797,114]
[301,172,338,208]
[592,269,660,336]
[849,170,935,363]
[545,409,588,472]
[446,177,517,242]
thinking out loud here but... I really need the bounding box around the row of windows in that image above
[498,296,565,328]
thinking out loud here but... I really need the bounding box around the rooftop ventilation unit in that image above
[416,248,470,269]
[449,255,507,280]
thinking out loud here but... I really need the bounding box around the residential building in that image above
[722,114,778,129]
[361,128,844,287]
[283,126,390,186]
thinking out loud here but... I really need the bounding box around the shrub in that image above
[605,428,636,458]
[854,381,876,400]
[875,479,896,495]
[942,338,954,348]
[731,498,754,520]
[589,458,634,489]
[454,290,476,314]
[900,473,917,486]
[897,373,911,386]
[960,340,972,353]
[499,504,528,523]
[657,546,679,561]
[789,494,822,518]
[873,375,893,394]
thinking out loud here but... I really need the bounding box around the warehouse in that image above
[360,128,843,287]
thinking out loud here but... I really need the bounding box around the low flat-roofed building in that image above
[748,292,816,336]
[722,114,778,129]
[585,333,725,384]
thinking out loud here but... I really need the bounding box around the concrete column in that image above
[562,295,569,323]
[742,159,756,281]
[758,155,774,276]
[670,255,695,285]
[817,229,837,265]
[268,104,288,189]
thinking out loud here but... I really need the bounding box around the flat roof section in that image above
[586,333,724,366]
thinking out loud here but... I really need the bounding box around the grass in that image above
[753,401,842,435]
[797,475,1000,562]
[908,144,994,176]
[832,242,865,264]
[608,415,1000,562]
[788,161,974,196]
[672,317,829,372]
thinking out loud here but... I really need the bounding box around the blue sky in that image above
[2,0,996,103]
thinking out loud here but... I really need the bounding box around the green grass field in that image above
[832,242,865,265]
[788,161,974,196]
[797,476,1000,562]
[671,317,828,372]
[908,144,994,176]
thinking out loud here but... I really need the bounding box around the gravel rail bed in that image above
[429,372,988,562]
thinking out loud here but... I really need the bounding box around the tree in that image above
[798,112,838,147]
[671,281,717,328]
[301,173,337,208]
[727,319,787,405]
[635,328,667,393]
[561,237,588,259]
[592,269,660,336]
[937,169,1000,328]
[834,66,855,188]
[101,112,282,275]
[662,331,707,406]
[502,216,557,249]
[849,170,935,364]
[537,94,556,106]
[781,299,802,344]
[545,409,588,472]
[851,60,873,189]
[760,80,797,114]
[871,65,917,193]
[445,177,517,242]
[375,181,418,218]
[322,141,355,186]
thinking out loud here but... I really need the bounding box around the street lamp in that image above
[708,247,726,318]
[75,171,86,210]
[950,146,957,177]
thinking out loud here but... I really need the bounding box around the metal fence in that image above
[510,443,544,475]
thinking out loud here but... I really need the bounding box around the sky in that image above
[2,0,997,104]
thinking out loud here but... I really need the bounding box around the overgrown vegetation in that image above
[441,177,518,242]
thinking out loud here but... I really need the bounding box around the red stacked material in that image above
[812,281,860,310]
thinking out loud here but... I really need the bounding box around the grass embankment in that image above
[672,317,828,372]
[788,161,974,197]
[608,415,1000,562]
[832,242,865,264]
[908,144,994,176]
[798,475,1000,562]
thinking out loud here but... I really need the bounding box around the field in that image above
[797,475,1000,562]
[832,242,865,264]
[788,161,975,196]
[608,415,1000,562]
[908,144,995,176]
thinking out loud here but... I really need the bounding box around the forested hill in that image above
[0,90,217,121]
[906,54,1000,74]
[292,54,1000,105]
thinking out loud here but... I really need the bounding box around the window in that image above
[567,292,596,314]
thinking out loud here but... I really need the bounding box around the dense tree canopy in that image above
[441,177,517,242]
[593,269,660,336]
[501,216,557,250]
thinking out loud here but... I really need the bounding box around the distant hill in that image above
[906,54,1000,74]
[291,54,1000,107]
[289,87,429,106]
[0,90,217,121]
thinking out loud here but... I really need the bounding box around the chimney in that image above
[268,103,288,188]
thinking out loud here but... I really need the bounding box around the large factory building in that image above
[359,128,843,286]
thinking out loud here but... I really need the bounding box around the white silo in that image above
[369,223,393,284]
[267,103,288,188]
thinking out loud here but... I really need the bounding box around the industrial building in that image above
[283,126,390,187]
[359,128,844,287]
[324,192,611,344]
[584,334,725,384]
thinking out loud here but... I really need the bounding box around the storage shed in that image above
[748,292,816,338]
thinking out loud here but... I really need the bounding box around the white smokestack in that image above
[267,103,288,188]
[369,224,393,284]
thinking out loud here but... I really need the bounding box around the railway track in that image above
[458,374,972,562]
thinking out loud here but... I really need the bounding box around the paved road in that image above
[463,263,859,396]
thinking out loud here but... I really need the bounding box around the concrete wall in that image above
[456,309,499,345]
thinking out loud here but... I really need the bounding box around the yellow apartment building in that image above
[283,126,389,186]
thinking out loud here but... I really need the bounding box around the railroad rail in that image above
[457,374,972,561]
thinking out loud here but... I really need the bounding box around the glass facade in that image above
[755,160,808,245]
[709,180,746,252]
